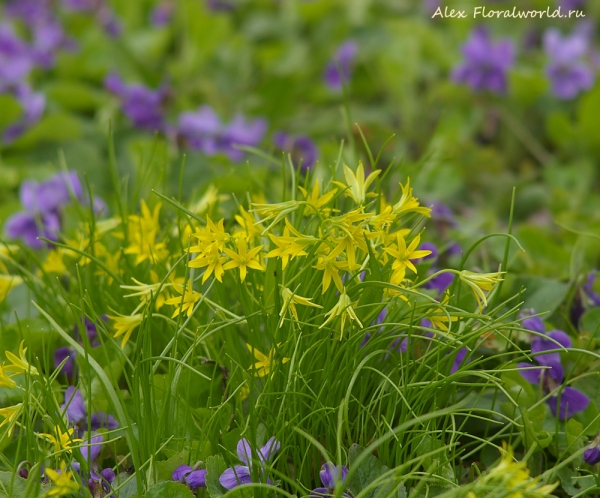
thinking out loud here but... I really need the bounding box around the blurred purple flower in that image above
[450,348,468,374]
[423,271,454,297]
[219,437,280,489]
[205,0,236,12]
[415,242,438,264]
[89,467,116,498]
[518,328,588,419]
[3,84,45,143]
[430,202,457,227]
[0,23,34,86]
[584,271,600,307]
[105,73,168,132]
[311,462,351,497]
[150,2,174,26]
[221,114,268,161]
[324,40,359,91]
[273,132,318,170]
[178,106,266,162]
[543,27,594,99]
[452,27,515,94]
[4,210,60,249]
[559,0,585,10]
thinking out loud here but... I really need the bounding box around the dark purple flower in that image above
[81,434,104,463]
[186,469,207,490]
[518,329,588,419]
[544,27,594,100]
[90,412,119,431]
[450,348,468,374]
[324,40,359,91]
[54,346,76,380]
[219,437,280,489]
[105,73,168,132]
[423,271,454,297]
[172,464,207,490]
[150,2,174,26]
[89,465,116,498]
[452,27,515,94]
[559,0,585,10]
[62,386,86,425]
[61,387,118,432]
[584,445,600,465]
[20,171,82,214]
[310,462,351,497]
[416,242,438,264]
[546,387,590,419]
[273,132,318,171]
[519,309,545,334]
[430,202,457,227]
[173,465,192,483]
[584,271,600,307]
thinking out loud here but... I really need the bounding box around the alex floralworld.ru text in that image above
[432,6,585,19]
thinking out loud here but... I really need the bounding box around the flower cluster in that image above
[518,311,589,419]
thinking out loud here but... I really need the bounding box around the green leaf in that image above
[565,418,585,455]
[346,444,405,498]
[507,275,569,317]
[205,455,227,498]
[155,450,190,482]
[582,308,600,337]
[0,472,48,498]
[0,95,22,130]
[145,481,195,498]
[557,467,598,496]
[577,83,600,156]
[45,80,104,111]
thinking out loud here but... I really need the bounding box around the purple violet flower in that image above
[450,348,468,374]
[61,387,118,433]
[310,462,351,497]
[423,271,454,297]
[518,328,588,419]
[177,106,267,162]
[4,210,60,249]
[205,0,236,12]
[584,271,600,307]
[0,23,34,86]
[172,465,207,490]
[219,437,280,489]
[150,2,174,26]
[105,73,169,132]
[324,40,359,92]
[519,309,546,334]
[584,445,600,465]
[452,27,515,94]
[273,132,318,171]
[543,27,594,100]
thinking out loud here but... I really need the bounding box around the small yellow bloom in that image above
[109,313,144,348]
[298,180,338,216]
[123,201,168,265]
[45,460,80,496]
[334,162,380,205]
[473,442,558,497]
[459,270,504,311]
[222,238,265,282]
[279,286,323,327]
[4,341,39,376]
[0,274,23,303]
[0,363,17,389]
[246,344,290,378]
[392,178,431,218]
[266,220,317,270]
[41,249,68,275]
[164,281,202,318]
[234,206,263,240]
[319,289,363,340]
[188,245,227,283]
[39,426,83,454]
[384,233,431,283]
[0,403,23,437]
